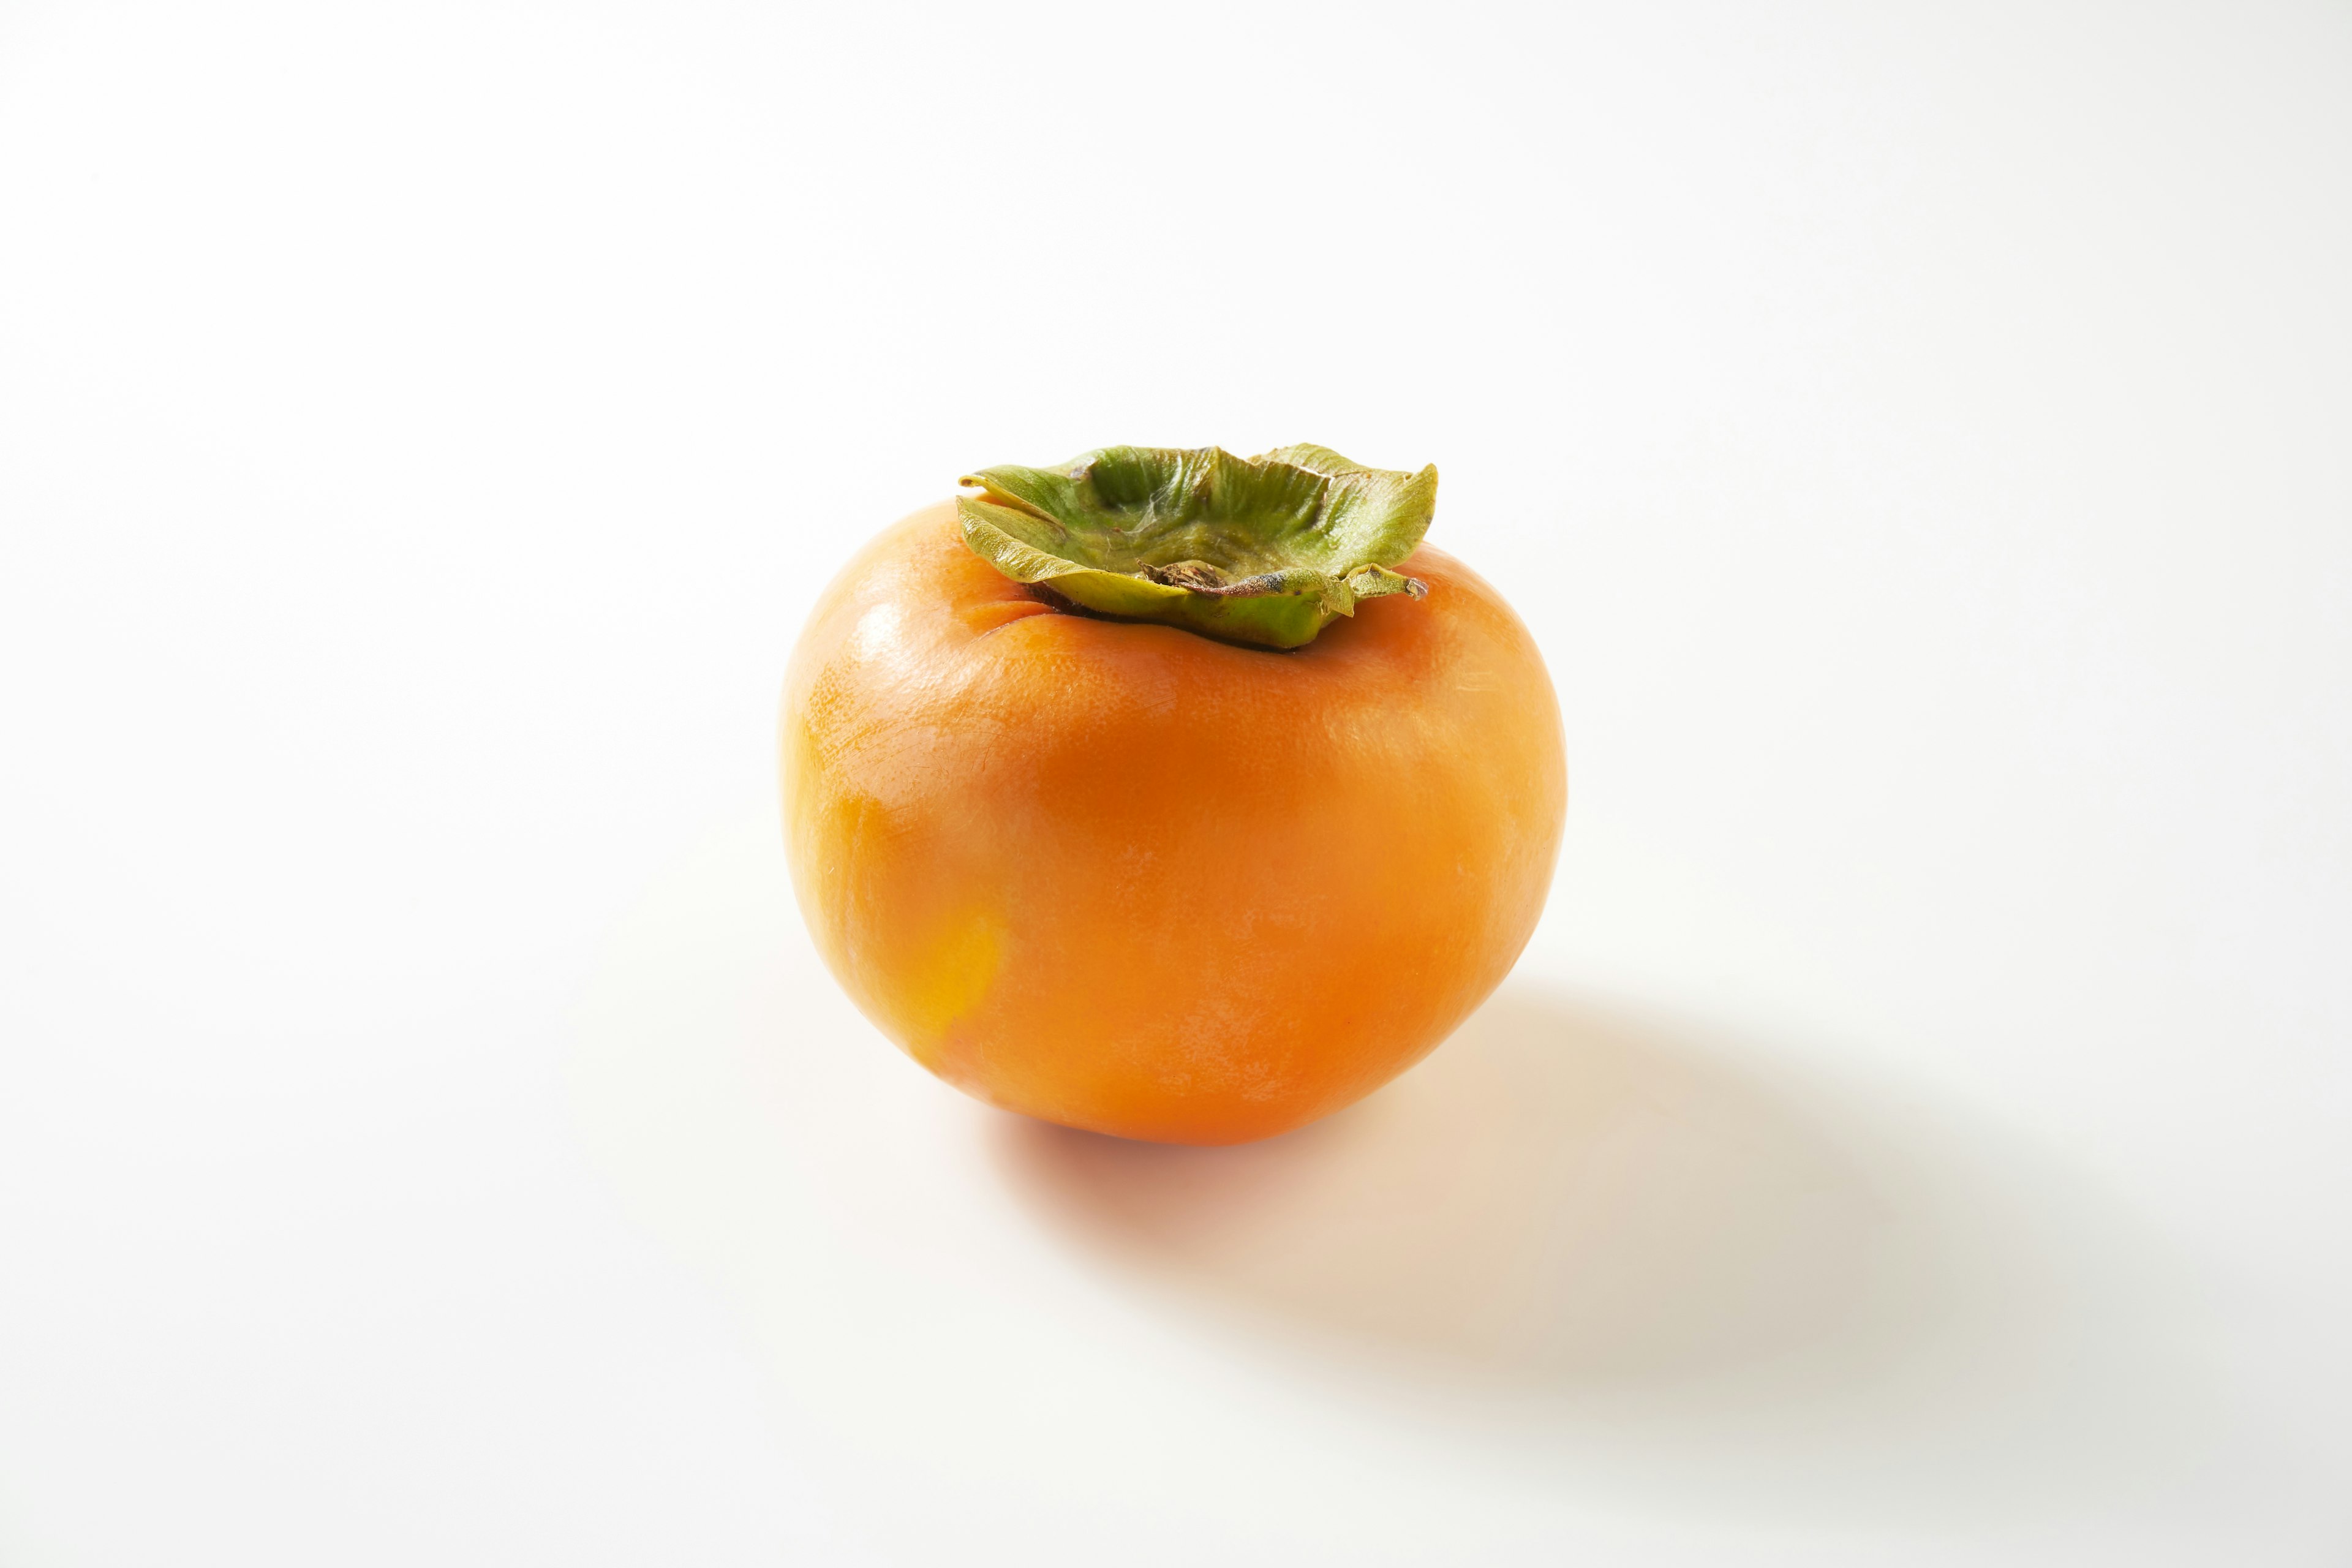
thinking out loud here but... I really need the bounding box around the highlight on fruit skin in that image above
[780,445,1567,1145]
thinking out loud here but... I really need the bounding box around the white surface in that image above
[2,1,2348,1562]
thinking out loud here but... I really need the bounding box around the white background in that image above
[3,1,2348,1562]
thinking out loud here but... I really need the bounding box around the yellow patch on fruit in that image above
[897,908,1006,1067]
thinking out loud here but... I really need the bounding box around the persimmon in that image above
[780,446,1566,1145]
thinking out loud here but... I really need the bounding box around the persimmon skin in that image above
[781,502,1566,1145]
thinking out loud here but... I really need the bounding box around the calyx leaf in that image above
[957,444,1435,649]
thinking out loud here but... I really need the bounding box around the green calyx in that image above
[957,444,1436,649]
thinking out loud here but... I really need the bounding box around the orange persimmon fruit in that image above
[781,445,1566,1145]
